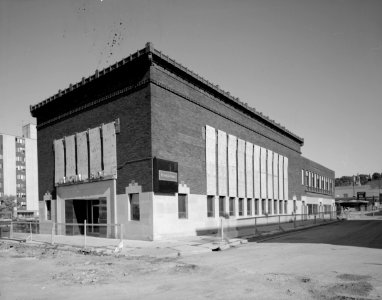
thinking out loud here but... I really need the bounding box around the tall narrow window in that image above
[274,200,278,214]
[268,199,272,214]
[284,201,287,214]
[261,199,266,214]
[219,196,225,217]
[207,196,214,217]
[247,199,252,216]
[130,193,140,221]
[178,194,188,219]
[238,198,244,216]
[255,199,259,215]
[229,197,235,216]
[301,169,304,185]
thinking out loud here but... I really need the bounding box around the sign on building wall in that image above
[153,157,178,194]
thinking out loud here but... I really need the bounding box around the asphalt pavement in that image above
[255,219,382,249]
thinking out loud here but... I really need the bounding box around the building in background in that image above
[335,180,382,211]
[30,43,335,240]
[0,123,39,217]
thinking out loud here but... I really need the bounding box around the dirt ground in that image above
[1,221,382,300]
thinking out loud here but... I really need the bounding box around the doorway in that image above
[65,198,107,237]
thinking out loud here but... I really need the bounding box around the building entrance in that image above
[65,198,107,237]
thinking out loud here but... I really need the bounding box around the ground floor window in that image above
[219,196,225,217]
[307,204,318,215]
[255,199,259,215]
[130,194,140,221]
[268,199,272,214]
[261,199,266,215]
[273,200,278,214]
[284,201,288,214]
[178,194,188,219]
[207,196,214,217]
[238,198,244,216]
[279,200,283,214]
[229,198,235,216]
[324,204,331,213]
[293,200,297,213]
[46,200,51,221]
[247,199,252,216]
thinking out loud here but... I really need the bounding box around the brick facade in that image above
[31,42,335,240]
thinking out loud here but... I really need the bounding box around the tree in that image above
[0,195,17,212]
[372,172,382,181]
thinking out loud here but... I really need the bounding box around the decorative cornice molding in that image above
[31,42,303,144]
[36,79,150,129]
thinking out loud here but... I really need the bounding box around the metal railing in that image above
[0,220,124,249]
[216,211,337,240]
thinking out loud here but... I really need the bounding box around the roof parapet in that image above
[30,42,304,144]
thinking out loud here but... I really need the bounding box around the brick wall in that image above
[150,65,305,199]
[37,86,152,200]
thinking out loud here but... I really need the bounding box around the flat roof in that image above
[30,42,304,144]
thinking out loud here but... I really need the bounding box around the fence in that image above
[215,211,337,240]
[0,220,123,249]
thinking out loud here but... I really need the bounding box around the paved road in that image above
[254,219,382,249]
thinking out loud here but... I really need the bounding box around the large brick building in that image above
[30,42,335,240]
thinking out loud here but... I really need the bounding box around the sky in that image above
[0,0,381,177]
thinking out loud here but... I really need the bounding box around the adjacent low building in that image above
[0,124,39,217]
[30,42,335,240]
[335,181,382,211]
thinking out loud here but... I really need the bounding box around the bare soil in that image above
[1,221,382,300]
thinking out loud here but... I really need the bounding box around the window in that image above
[178,194,188,219]
[293,200,297,213]
[261,199,266,214]
[274,200,278,214]
[46,200,51,221]
[279,200,283,214]
[219,196,225,217]
[301,169,304,185]
[247,199,252,216]
[229,198,235,216]
[238,198,244,216]
[129,193,140,221]
[305,171,309,186]
[207,196,214,217]
[255,199,259,215]
[268,199,272,214]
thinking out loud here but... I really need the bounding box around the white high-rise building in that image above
[0,123,38,216]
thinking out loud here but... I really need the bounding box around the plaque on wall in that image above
[153,157,178,193]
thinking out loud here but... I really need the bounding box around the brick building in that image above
[30,42,335,240]
[0,124,39,217]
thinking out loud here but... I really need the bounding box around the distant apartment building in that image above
[0,124,38,215]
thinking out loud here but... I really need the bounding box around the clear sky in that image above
[0,0,381,177]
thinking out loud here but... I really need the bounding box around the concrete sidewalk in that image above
[4,218,344,258]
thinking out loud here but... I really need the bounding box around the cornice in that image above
[31,42,304,145]
[36,79,150,129]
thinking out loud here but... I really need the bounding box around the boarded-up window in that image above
[54,139,65,184]
[102,123,117,177]
[89,127,102,176]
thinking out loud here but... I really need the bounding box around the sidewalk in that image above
[2,219,342,258]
